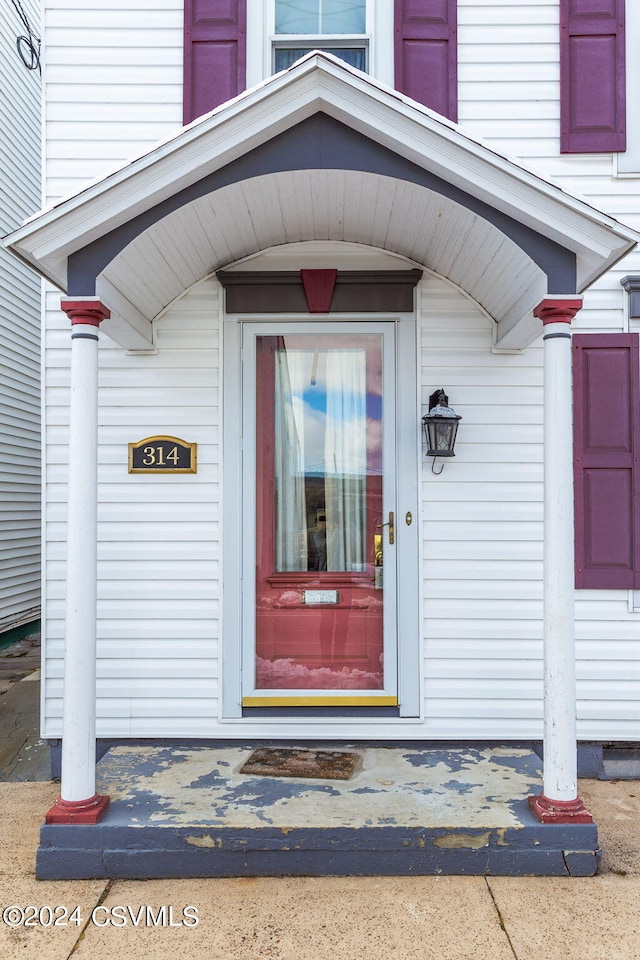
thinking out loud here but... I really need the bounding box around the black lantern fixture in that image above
[422,389,462,474]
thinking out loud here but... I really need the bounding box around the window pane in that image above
[274,46,366,72]
[275,0,365,35]
[276,0,319,34]
[323,0,366,33]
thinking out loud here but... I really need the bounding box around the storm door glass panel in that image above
[255,333,384,691]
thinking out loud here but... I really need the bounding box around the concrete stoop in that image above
[36,745,600,879]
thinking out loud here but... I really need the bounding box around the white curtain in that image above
[324,348,367,571]
[274,347,308,571]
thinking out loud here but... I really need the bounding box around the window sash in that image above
[275,0,366,36]
[274,43,367,72]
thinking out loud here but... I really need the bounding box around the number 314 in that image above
[142,445,179,467]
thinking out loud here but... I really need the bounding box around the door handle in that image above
[374,511,394,553]
[373,533,383,565]
[381,511,394,545]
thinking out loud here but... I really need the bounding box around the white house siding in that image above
[420,277,640,742]
[39,2,640,739]
[42,279,220,737]
[0,0,41,633]
[420,276,544,739]
[458,1,640,740]
[458,0,640,315]
[44,0,184,204]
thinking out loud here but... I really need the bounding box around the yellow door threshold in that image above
[242,696,398,707]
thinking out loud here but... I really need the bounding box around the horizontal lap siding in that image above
[420,277,545,737]
[44,1,184,203]
[458,1,560,160]
[576,592,640,740]
[420,277,640,740]
[459,0,639,318]
[458,2,640,739]
[0,0,41,632]
[42,280,220,737]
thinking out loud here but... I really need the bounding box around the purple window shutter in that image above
[183,0,247,125]
[573,334,640,589]
[394,0,457,122]
[560,0,625,153]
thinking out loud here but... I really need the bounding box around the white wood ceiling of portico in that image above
[99,169,545,335]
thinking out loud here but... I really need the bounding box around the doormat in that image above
[239,748,360,781]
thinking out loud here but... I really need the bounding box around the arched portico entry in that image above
[6,54,637,838]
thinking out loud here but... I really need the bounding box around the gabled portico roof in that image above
[5,51,639,349]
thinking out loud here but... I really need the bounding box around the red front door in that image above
[244,325,397,705]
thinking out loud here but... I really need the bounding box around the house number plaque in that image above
[128,436,197,474]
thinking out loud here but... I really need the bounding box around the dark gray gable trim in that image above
[621,275,640,320]
[217,269,423,312]
[67,114,576,296]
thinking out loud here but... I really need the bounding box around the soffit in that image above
[99,170,544,339]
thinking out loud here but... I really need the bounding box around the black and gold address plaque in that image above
[128,436,197,474]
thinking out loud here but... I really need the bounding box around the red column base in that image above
[45,794,110,824]
[528,793,593,824]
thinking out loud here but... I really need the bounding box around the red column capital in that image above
[534,298,583,325]
[61,299,111,327]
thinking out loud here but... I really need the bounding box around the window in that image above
[183,1,456,124]
[273,0,368,72]
[246,0,395,97]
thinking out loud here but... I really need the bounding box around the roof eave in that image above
[4,52,638,290]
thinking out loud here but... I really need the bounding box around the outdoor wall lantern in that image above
[422,389,462,475]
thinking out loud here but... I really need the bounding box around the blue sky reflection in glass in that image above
[284,344,382,478]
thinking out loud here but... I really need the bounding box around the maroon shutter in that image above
[573,334,640,589]
[560,0,625,153]
[183,0,246,125]
[394,0,457,122]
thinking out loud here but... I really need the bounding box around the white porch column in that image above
[529,298,592,824]
[46,299,111,824]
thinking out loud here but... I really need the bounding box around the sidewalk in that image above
[0,629,49,783]
[0,635,639,958]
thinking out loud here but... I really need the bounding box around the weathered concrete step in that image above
[37,745,601,879]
